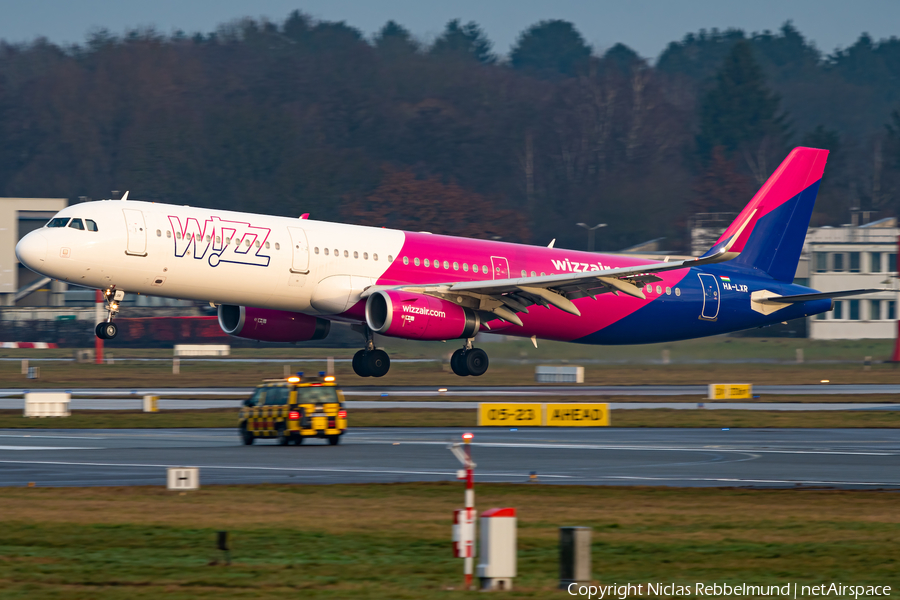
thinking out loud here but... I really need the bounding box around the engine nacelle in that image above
[217,305,330,343]
[365,290,480,341]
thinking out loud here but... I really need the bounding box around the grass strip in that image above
[4,407,900,429]
[2,359,899,387]
[0,483,897,599]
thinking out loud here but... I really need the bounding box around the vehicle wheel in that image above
[293,436,304,445]
[352,350,371,377]
[276,424,290,446]
[367,349,390,377]
[240,424,254,445]
[465,348,489,377]
[100,322,118,339]
[95,322,108,339]
[328,435,341,446]
[450,349,469,376]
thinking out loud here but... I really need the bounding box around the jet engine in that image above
[365,290,480,341]
[217,305,330,342]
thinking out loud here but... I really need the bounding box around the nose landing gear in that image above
[450,339,489,377]
[351,327,391,377]
[95,287,125,339]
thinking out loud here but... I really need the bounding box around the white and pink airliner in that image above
[15,148,876,377]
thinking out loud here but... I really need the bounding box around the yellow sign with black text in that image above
[545,403,609,427]
[708,384,752,400]
[478,403,543,426]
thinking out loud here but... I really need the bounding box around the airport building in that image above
[1,197,69,306]
[805,216,899,340]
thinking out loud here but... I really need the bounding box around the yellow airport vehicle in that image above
[239,372,347,446]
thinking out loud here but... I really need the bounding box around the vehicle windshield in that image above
[46,217,70,228]
[68,218,84,230]
[245,388,264,407]
[296,386,339,404]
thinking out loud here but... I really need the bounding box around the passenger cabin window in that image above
[85,220,99,232]
[68,218,84,230]
[46,217,70,228]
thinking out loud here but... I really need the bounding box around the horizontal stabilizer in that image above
[755,289,889,305]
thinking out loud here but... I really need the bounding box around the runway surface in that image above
[1,427,897,489]
[1,398,898,411]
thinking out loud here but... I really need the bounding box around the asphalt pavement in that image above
[1,427,897,489]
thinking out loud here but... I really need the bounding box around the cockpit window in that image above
[85,219,98,232]
[46,217,70,228]
[68,218,84,230]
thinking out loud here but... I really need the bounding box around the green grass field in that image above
[2,335,893,361]
[0,484,897,599]
[5,407,900,429]
[1,336,898,389]
[2,357,898,388]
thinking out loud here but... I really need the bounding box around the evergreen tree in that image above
[430,20,495,64]
[697,40,789,182]
[602,43,642,73]
[509,20,590,78]
[374,21,418,56]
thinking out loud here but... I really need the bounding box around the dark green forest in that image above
[2,13,900,252]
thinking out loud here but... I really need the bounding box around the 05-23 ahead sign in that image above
[545,403,609,427]
[478,403,609,426]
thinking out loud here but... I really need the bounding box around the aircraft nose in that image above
[15,231,48,268]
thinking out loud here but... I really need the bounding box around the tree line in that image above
[1,13,899,252]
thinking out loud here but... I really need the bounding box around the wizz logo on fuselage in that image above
[550,258,613,273]
[168,215,271,268]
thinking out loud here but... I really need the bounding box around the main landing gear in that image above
[450,339,489,377]
[95,286,125,340]
[352,328,391,377]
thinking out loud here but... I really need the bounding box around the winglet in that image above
[121,191,129,201]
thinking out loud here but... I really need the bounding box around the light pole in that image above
[576,222,607,252]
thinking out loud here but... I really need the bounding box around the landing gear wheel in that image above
[352,350,372,377]
[451,349,469,376]
[240,424,255,445]
[276,424,290,446]
[327,435,341,446]
[366,349,390,378]
[465,348,489,377]
[96,322,117,340]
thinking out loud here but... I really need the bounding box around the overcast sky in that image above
[2,0,899,61]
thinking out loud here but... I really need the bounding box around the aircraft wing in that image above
[361,245,738,327]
